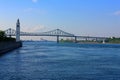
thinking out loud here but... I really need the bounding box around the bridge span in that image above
[4,28,107,43]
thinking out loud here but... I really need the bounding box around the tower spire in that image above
[17,19,20,23]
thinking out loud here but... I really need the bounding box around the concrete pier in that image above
[0,41,22,55]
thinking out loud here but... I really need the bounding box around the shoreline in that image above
[60,41,120,44]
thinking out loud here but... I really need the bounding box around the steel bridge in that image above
[4,28,107,43]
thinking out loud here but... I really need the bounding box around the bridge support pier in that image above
[57,35,59,43]
[75,36,77,43]
[85,38,88,41]
[9,28,12,38]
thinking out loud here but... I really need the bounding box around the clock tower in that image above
[16,19,20,42]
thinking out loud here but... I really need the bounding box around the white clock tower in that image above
[16,19,20,42]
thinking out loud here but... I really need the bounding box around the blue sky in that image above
[0,0,120,37]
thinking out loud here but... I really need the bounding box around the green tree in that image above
[0,30,5,38]
[0,30,16,41]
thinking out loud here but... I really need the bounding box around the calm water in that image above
[0,42,120,80]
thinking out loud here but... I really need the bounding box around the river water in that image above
[0,42,120,80]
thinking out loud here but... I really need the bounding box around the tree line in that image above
[0,30,15,41]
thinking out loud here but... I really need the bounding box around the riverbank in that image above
[0,41,22,55]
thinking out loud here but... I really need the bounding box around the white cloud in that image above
[32,0,38,3]
[114,11,120,16]
[21,25,45,32]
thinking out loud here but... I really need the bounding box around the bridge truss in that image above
[5,28,74,37]
[4,28,107,43]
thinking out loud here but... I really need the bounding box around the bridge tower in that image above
[16,19,20,42]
